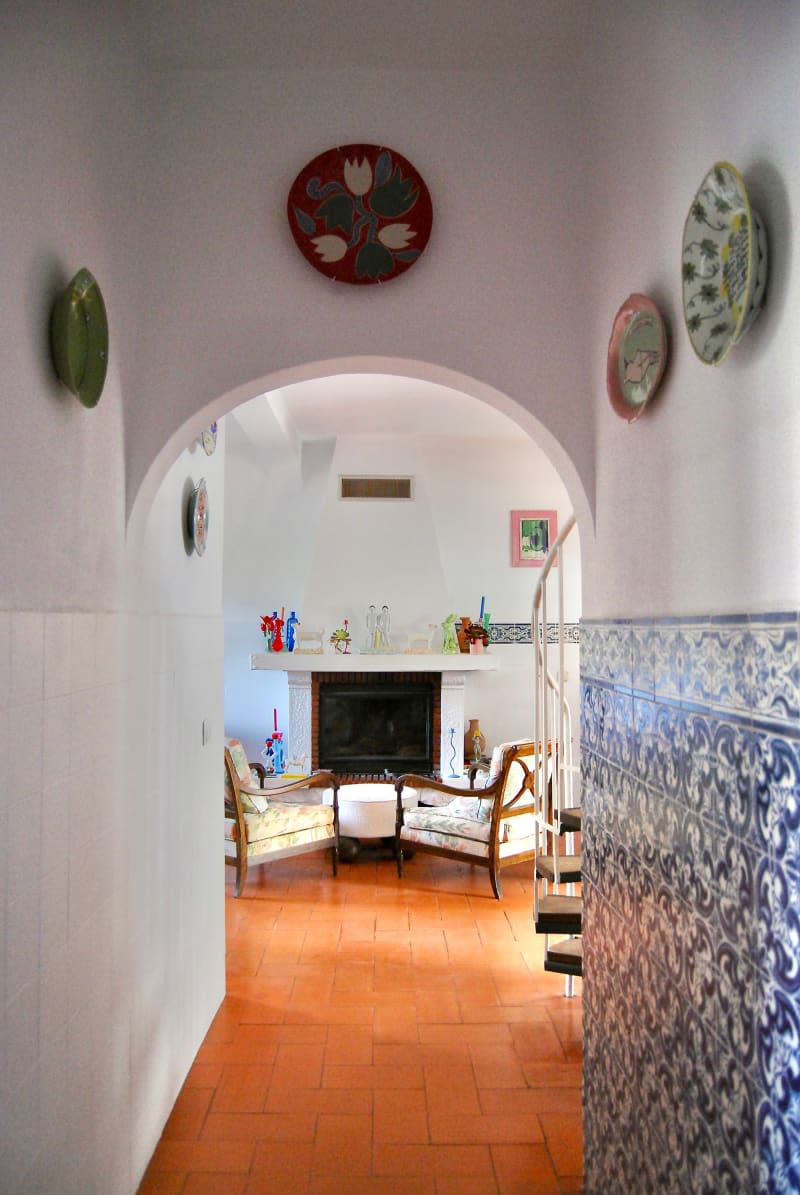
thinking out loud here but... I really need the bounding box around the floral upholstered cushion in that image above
[226,739,253,786]
[413,763,495,808]
[246,822,334,859]
[225,738,270,813]
[444,795,493,822]
[401,804,537,847]
[241,790,270,814]
[401,807,493,845]
[225,801,335,845]
[398,822,538,860]
[410,741,539,809]
[401,822,491,858]
[225,820,335,861]
[486,742,509,783]
[226,802,334,858]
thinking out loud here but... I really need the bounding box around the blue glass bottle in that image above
[272,732,285,775]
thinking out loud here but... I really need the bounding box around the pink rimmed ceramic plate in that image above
[187,478,209,556]
[606,294,667,422]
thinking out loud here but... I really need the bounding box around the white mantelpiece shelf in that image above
[250,652,497,672]
[252,653,493,777]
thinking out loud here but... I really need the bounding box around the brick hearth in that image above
[311,671,441,774]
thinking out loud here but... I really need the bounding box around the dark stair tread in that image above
[544,937,583,977]
[536,853,582,882]
[559,806,582,832]
[535,894,582,935]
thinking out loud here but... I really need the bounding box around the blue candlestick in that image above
[448,727,459,777]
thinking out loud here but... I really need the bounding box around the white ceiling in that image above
[229,373,530,451]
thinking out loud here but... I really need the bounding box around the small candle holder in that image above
[447,726,460,778]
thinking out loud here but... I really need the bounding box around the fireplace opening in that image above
[318,679,435,776]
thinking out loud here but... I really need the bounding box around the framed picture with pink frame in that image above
[510,509,558,567]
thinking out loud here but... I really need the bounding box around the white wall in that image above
[579,2,800,618]
[1,608,130,1191]
[0,1,137,613]
[1,7,144,1191]
[223,419,580,761]
[117,0,800,621]
[114,11,599,519]
[125,428,227,1187]
[0,8,228,1188]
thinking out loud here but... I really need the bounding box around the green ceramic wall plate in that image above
[50,268,109,407]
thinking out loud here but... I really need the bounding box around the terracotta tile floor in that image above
[139,851,583,1194]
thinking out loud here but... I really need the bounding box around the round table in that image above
[323,782,419,858]
[324,782,419,837]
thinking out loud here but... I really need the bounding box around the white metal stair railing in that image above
[530,512,582,996]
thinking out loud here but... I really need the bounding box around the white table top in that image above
[324,783,419,804]
[322,781,418,838]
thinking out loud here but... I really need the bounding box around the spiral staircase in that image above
[530,513,582,997]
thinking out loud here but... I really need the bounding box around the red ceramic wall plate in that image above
[287,143,433,285]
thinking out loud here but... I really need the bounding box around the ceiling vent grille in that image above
[340,476,414,500]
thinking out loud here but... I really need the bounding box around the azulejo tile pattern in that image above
[489,621,580,645]
[581,612,800,1195]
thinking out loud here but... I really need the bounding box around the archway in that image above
[216,368,585,771]
[125,353,590,819]
[121,357,589,1181]
[127,355,594,551]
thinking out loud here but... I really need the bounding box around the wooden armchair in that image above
[224,739,339,897]
[394,740,547,899]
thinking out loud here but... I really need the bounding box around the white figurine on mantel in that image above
[363,604,377,652]
[293,628,324,654]
[377,605,392,652]
[363,603,393,653]
[406,623,438,653]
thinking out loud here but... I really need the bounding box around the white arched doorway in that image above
[121,358,589,1179]
[128,355,593,541]
[216,370,584,769]
[126,353,589,784]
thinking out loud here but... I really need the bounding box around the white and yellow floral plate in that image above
[681,161,768,365]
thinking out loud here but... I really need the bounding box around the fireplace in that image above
[312,672,440,776]
[269,660,484,782]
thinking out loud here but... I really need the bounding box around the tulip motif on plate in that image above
[287,143,433,284]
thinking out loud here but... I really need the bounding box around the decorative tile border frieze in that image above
[488,621,580,645]
[581,611,798,725]
[581,612,800,1195]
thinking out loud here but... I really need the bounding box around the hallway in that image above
[137,853,583,1194]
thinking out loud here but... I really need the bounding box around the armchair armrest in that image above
[394,771,503,811]
[260,769,339,817]
[241,781,267,797]
[265,770,339,799]
[259,771,340,834]
[260,764,339,803]
[249,761,267,786]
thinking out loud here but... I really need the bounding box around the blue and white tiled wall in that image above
[581,613,800,1195]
